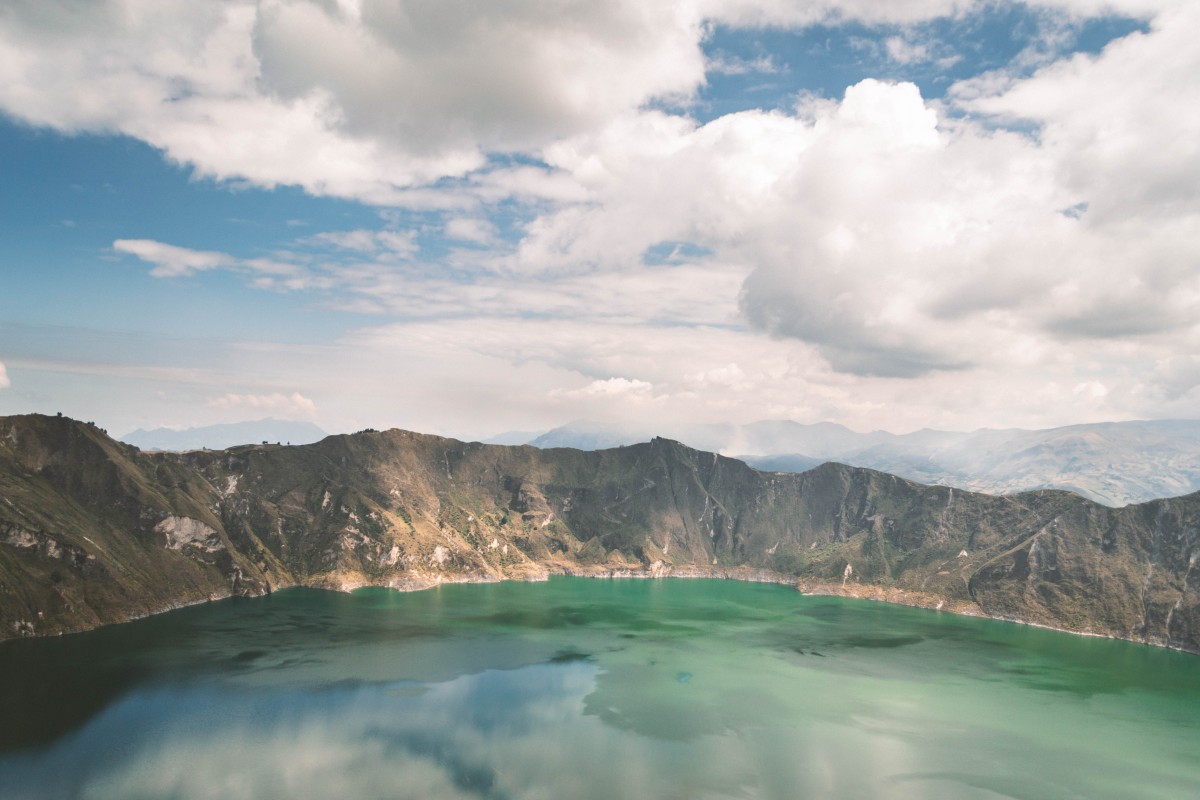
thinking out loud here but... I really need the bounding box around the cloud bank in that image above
[3,0,1198,434]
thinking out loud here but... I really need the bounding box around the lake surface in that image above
[2,578,1199,799]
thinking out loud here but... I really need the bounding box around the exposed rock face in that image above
[156,516,224,552]
[1,414,1198,653]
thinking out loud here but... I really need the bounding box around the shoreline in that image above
[6,566,1197,657]
[790,579,1200,657]
[272,565,1200,657]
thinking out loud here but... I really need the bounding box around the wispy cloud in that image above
[443,217,499,246]
[706,52,782,76]
[304,229,419,257]
[208,391,318,419]
[113,240,233,278]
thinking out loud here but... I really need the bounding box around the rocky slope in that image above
[2,414,1198,653]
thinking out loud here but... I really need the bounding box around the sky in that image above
[1,0,1197,441]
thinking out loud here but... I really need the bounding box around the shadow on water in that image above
[0,588,450,751]
[0,633,145,751]
[466,605,702,637]
[837,634,925,649]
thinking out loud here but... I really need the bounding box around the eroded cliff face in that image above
[2,414,1198,652]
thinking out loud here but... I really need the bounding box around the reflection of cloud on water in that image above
[2,638,966,799]
[0,662,742,799]
[90,725,477,800]
[5,582,1199,799]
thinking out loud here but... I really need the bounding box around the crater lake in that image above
[2,577,1198,799]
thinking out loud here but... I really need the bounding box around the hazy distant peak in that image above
[525,417,1200,506]
[481,430,543,446]
[121,418,328,452]
[529,420,656,451]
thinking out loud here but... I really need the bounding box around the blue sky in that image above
[1,0,1197,440]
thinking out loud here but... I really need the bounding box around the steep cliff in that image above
[2,414,1198,652]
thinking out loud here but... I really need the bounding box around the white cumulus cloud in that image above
[516,20,1200,381]
[0,0,711,202]
[4,0,1156,204]
[0,361,10,390]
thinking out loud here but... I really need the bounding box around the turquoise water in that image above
[1,578,1198,799]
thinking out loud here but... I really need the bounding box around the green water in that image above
[2,579,1198,799]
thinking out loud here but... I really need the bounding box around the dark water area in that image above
[2,578,1198,798]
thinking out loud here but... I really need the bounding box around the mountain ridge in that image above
[526,418,1200,506]
[2,414,1198,655]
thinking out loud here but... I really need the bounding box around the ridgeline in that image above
[2,414,1198,652]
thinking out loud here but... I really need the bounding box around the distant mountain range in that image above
[121,418,328,451]
[508,419,1200,507]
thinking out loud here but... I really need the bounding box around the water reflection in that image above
[1,579,1199,799]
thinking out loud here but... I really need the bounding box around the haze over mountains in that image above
[117,416,1200,508]
[512,419,1200,507]
[3,413,1199,654]
[121,419,328,452]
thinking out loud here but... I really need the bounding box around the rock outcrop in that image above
[2,414,1198,652]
